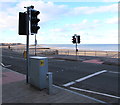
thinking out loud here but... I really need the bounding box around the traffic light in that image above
[72,36,76,43]
[30,9,40,34]
[77,35,80,43]
[18,12,27,35]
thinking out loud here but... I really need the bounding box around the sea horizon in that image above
[40,44,119,51]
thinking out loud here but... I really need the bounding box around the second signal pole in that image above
[72,34,81,60]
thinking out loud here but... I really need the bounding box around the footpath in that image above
[1,67,107,104]
[45,54,119,66]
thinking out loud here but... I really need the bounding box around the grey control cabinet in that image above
[29,56,48,89]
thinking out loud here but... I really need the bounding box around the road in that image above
[2,48,119,104]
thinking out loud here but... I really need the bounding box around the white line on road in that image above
[70,87,120,99]
[54,85,107,104]
[63,81,75,87]
[75,70,107,82]
[63,70,107,87]
[0,63,11,68]
[107,71,120,74]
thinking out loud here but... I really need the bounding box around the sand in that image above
[1,44,119,58]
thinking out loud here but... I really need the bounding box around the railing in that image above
[9,45,119,58]
[12,47,58,55]
[58,50,119,58]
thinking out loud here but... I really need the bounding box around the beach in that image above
[1,44,119,66]
[3,44,118,58]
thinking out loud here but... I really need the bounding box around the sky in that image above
[0,0,119,44]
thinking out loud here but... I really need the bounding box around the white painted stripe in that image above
[1,63,5,67]
[0,63,11,68]
[53,85,107,104]
[75,70,107,82]
[4,65,11,67]
[107,71,120,74]
[63,70,107,87]
[70,87,120,99]
[63,81,75,87]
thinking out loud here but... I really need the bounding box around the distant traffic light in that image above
[18,12,27,35]
[72,36,76,43]
[77,35,80,43]
[30,9,40,34]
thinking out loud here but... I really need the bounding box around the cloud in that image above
[70,3,117,15]
[0,13,18,35]
[17,1,68,23]
[48,18,104,35]
[93,20,101,23]
[0,1,117,31]
[82,19,88,24]
[0,0,119,2]
[65,21,100,31]
[0,1,118,44]
[81,29,118,44]
[0,1,69,31]
[103,0,119,2]
[105,17,118,24]
[50,28,68,33]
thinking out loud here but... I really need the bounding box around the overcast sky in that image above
[0,0,118,44]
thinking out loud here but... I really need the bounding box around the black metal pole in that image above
[35,34,37,56]
[26,7,30,83]
[74,34,77,60]
[76,41,77,60]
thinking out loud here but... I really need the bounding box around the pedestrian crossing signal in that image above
[77,35,80,43]
[72,36,76,43]
[30,9,40,34]
[18,12,27,35]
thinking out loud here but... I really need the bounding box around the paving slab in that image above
[2,67,107,103]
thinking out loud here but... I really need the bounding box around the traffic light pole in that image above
[25,6,33,83]
[20,5,40,83]
[74,34,78,60]
[35,34,37,56]
[26,7,30,83]
[75,41,78,60]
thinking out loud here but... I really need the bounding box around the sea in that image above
[41,44,119,51]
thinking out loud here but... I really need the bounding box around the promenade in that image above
[1,67,107,104]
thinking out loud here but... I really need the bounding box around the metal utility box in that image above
[29,56,48,89]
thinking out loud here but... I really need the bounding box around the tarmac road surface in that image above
[2,48,119,104]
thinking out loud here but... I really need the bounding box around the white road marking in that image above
[70,87,120,99]
[54,85,107,104]
[107,71,120,74]
[4,65,11,67]
[1,63,5,67]
[75,70,107,82]
[0,63,11,68]
[63,81,75,87]
[63,70,107,87]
